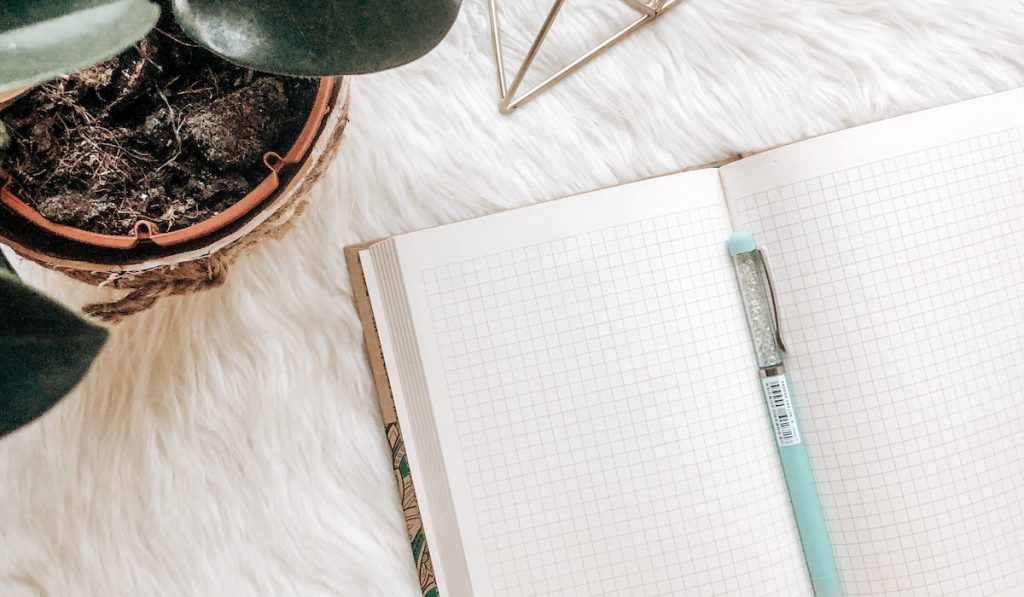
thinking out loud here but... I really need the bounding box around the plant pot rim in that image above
[1,76,336,250]
[0,85,31,109]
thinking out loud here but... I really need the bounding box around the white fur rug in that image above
[3,1,1024,595]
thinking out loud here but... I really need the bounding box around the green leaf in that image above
[0,265,108,437]
[0,0,160,93]
[0,250,14,276]
[171,0,462,76]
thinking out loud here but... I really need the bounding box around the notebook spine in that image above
[352,240,473,597]
[371,240,443,597]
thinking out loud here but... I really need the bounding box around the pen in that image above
[727,231,842,597]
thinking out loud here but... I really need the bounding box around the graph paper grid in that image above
[422,207,813,596]
[732,128,1024,596]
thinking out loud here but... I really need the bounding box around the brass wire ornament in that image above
[488,0,684,113]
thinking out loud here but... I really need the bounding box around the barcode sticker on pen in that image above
[762,375,801,447]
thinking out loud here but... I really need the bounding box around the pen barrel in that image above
[766,373,842,597]
[732,249,784,369]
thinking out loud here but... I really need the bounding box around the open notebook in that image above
[349,89,1024,596]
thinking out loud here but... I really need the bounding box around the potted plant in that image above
[0,0,460,321]
[0,0,460,436]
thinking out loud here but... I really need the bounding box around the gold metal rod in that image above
[506,11,651,111]
[492,0,685,113]
[501,0,568,111]
[618,0,656,17]
[487,0,508,97]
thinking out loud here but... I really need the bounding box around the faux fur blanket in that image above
[3,0,1024,594]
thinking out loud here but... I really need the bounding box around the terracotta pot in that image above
[0,86,30,109]
[0,77,350,320]
[2,77,338,250]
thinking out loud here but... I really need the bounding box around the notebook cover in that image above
[345,242,440,597]
[343,154,755,597]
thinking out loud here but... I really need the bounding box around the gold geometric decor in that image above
[488,0,684,113]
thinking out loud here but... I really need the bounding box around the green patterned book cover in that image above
[346,244,439,597]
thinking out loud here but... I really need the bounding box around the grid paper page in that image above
[419,207,811,596]
[729,126,1024,595]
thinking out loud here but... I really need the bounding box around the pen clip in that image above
[755,248,787,354]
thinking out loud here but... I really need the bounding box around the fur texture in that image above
[3,1,1024,594]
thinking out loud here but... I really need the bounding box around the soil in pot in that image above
[0,14,319,237]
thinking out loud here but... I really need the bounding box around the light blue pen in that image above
[727,232,842,597]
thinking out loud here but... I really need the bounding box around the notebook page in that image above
[722,89,1024,596]
[365,170,813,596]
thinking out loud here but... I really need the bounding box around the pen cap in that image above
[729,233,784,369]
